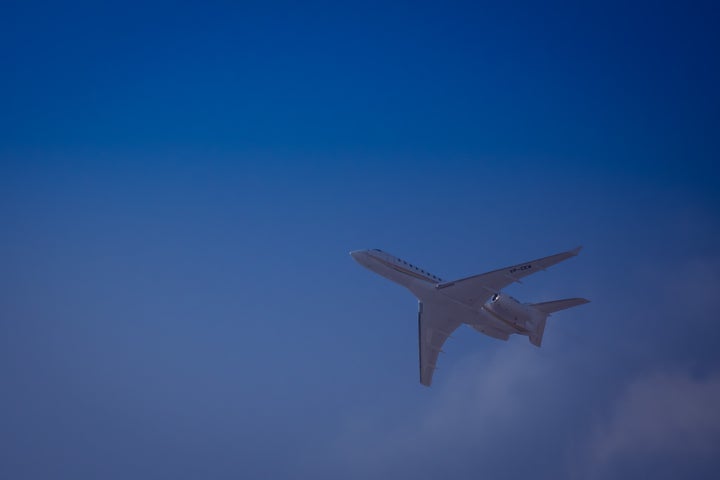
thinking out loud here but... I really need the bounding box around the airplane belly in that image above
[406,278,438,299]
[476,307,518,332]
[470,323,511,340]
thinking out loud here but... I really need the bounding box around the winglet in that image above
[570,246,583,256]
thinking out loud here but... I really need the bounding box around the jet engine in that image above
[484,293,533,330]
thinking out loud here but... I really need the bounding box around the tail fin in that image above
[529,317,547,347]
[528,298,589,347]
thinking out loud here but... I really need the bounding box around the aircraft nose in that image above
[349,250,369,263]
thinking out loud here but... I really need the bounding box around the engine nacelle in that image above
[485,293,535,330]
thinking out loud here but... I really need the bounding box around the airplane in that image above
[350,247,589,387]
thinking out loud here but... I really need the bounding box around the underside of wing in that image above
[437,247,582,308]
[418,301,463,387]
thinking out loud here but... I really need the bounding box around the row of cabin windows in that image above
[398,258,441,281]
[370,250,440,281]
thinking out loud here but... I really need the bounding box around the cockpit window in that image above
[372,249,382,252]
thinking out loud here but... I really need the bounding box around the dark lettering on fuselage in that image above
[509,264,532,274]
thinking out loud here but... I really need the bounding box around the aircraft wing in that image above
[418,301,463,387]
[437,247,582,309]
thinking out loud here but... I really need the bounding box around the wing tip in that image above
[570,245,583,256]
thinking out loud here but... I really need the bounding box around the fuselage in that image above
[350,249,544,340]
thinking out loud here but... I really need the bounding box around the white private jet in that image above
[350,247,589,386]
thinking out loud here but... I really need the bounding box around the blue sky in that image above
[2,2,719,479]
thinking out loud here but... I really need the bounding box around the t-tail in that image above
[528,298,589,347]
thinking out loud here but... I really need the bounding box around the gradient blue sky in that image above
[2,1,719,479]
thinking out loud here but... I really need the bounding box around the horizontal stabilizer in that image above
[530,298,589,314]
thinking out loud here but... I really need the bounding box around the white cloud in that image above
[319,354,720,480]
[322,341,567,480]
[586,371,720,472]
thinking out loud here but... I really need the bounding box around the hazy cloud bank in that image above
[584,370,720,478]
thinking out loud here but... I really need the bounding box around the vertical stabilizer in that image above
[528,297,589,347]
[529,317,547,347]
